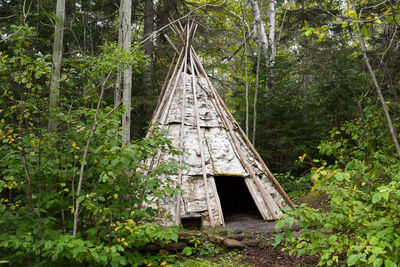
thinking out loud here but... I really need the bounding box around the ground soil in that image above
[239,245,319,267]
[223,211,319,266]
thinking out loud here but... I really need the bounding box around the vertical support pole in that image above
[190,50,215,226]
[175,23,191,225]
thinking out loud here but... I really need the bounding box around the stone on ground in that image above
[223,239,245,249]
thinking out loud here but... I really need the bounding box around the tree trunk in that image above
[49,0,65,131]
[142,0,154,91]
[252,44,261,146]
[242,3,249,136]
[115,0,123,108]
[267,0,277,67]
[249,0,269,59]
[354,18,400,157]
[121,0,132,144]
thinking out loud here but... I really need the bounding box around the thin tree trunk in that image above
[142,0,154,90]
[115,0,123,108]
[249,0,269,58]
[73,72,118,237]
[267,0,277,67]
[49,0,65,131]
[354,18,400,157]
[121,0,132,144]
[252,44,261,146]
[242,3,249,136]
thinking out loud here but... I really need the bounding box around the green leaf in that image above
[372,192,382,204]
[342,22,349,28]
[384,259,397,267]
[373,258,383,267]
[287,217,295,228]
[275,220,286,231]
[348,254,359,266]
[182,246,192,256]
[77,196,85,203]
[361,26,371,37]
[273,233,284,247]
[100,158,109,165]
[381,191,389,201]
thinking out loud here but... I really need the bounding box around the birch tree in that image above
[267,0,277,67]
[115,0,123,109]
[249,0,269,60]
[142,0,154,90]
[121,0,132,144]
[48,0,65,131]
[242,2,249,136]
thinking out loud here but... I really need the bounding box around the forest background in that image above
[0,0,400,266]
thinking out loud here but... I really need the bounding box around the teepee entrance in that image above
[214,176,262,222]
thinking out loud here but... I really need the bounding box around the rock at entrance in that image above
[208,234,224,243]
[223,239,245,249]
[229,233,246,241]
[166,242,187,251]
[178,231,202,242]
[242,239,260,247]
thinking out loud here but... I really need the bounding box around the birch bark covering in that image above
[121,0,132,144]
[49,0,65,131]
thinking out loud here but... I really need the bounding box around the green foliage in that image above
[0,24,180,266]
[275,107,400,266]
[274,172,312,198]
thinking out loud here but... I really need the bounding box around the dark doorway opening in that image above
[214,176,262,222]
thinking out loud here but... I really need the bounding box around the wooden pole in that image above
[155,52,176,109]
[190,50,215,226]
[175,23,191,225]
[146,46,185,139]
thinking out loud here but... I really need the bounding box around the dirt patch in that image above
[239,245,319,267]
[223,213,319,266]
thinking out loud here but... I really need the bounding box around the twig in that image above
[73,71,113,238]
[132,1,226,52]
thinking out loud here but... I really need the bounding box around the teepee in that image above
[146,21,294,227]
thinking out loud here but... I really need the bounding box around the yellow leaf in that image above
[353,185,357,191]
[160,262,166,266]
[114,193,118,199]
[348,10,357,17]
[71,207,75,213]
[299,153,307,162]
